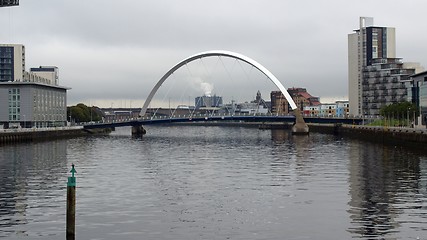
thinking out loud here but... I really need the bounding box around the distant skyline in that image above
[1,0,426,108]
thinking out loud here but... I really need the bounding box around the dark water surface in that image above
[0,126,426,239]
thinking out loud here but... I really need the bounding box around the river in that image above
[0,126,426,239]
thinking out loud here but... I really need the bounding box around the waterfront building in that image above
[336,101,350,117]
[408,70,427,126]
[270,88,320,115]
[303,105,320,116]
[348,17,396,116]
[270,91,288,115]
[303,101,349,117]
[348,17,424,116]
[0,44,69,128]
[319,103,337,117]
[362,59,421,115]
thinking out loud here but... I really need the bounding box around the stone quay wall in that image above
[309,123,427,148]
[0,127,110,144]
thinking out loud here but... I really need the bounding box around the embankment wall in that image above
[0,128,111,144]
[309,124,427,148]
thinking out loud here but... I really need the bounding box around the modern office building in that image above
[195,95,223,109]
[0,44,69,128]
[348,17,423,116]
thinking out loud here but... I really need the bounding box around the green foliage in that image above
[67,103,103,123]
[379,101,418,120]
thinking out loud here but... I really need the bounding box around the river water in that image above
[0,126,426,239]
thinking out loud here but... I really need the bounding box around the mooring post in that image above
[66,164,76,240]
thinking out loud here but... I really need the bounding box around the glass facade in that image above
[0,47,14,82]
[8,88,20,121]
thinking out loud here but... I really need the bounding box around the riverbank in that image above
[0,127,112,144]
[171,121,427,148]
[309,123,427,149]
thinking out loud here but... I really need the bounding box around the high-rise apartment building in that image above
[348,17,396,116]
[0,44,25,82]
[348,17,423,116]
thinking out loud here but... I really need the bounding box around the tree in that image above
[379,101,418,125]
[67,103,103,123]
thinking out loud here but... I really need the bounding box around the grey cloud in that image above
[1,0,426,107]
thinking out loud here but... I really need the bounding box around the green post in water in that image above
[66,164,76,240]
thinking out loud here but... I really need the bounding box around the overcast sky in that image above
[1,0,426,108]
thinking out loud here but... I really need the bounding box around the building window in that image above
[8,88,20,121]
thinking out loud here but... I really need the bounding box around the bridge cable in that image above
[217,56,240,117]
[199,56,228,117]
[236,60,259,116]
[152,71,179,119]
[169,63,195,119]
[184,63,203,118]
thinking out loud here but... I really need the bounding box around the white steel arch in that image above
[140,50,297,117]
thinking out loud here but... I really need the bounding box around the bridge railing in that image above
[138,112,294,121]
[82,112,371,127]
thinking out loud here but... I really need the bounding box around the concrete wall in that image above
[0,128,111,144]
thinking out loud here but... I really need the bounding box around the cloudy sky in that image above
[1,0,426,108]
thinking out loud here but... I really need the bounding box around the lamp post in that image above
[413,110,416,128]
[407,108,410,128]
[129,100,132,120]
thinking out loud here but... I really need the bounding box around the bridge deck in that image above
[83,115,363,129]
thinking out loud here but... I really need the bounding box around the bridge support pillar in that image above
[131,125,146,137]
[292,109,309,135]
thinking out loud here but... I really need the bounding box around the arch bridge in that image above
[138,50,309,134]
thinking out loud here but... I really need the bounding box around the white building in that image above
[303,105,320,116]
[30,66,59,85]
[320,103,337,117]
[0,44,69,128]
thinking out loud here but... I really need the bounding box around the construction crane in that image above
[0,0,19,7]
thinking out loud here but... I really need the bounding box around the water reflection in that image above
[1,127,426,239]
[0,141,68,238]
[347,142,426,238]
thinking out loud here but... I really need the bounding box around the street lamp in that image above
[407,108,410,128]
